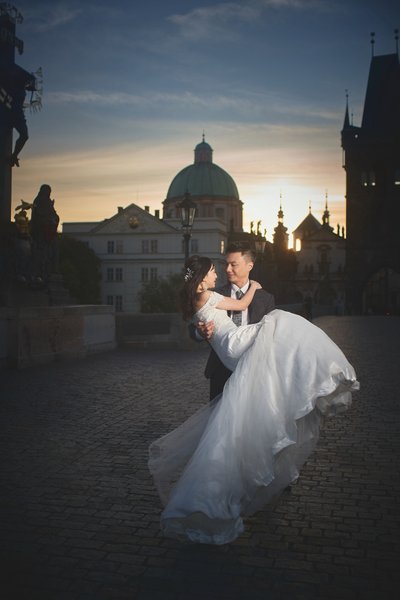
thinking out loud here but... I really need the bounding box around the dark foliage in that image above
[139,273,183,313]
[58,235,101,304]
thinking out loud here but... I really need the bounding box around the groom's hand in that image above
[195,320,215,340]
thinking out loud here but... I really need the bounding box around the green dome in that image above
[166,162,239,200]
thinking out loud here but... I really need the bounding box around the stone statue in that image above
[30,184,60,282]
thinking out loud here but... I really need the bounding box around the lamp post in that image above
[179,192,197,263]
[252,225,267,285]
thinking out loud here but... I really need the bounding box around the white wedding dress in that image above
[149,292,359,545]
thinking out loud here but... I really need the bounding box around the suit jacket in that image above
[203,283,275,395]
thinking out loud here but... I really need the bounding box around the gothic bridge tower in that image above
[341,35,400,314]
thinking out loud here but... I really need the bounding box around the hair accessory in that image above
[184,267,194,282]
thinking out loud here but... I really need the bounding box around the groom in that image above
[193,241,275,400]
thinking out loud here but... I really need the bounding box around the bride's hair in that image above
[180,255,213,320]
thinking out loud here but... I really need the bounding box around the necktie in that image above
[232,290,244,327]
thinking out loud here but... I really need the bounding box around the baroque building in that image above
[293,200,346,309]
[163,135,243,233]
[341,48,400,314]
[63,138,243,312]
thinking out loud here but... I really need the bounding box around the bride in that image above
[149,255,359,545]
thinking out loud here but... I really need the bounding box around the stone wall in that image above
[116,313,195,350]
[0,305,115,369]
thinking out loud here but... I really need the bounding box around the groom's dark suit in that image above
[205,283,275,400]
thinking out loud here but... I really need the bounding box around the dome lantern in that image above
[194,134,213,164]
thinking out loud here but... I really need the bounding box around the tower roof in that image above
[292,212,321,238]
[361,53,400,134]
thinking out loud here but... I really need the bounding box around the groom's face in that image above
[225,252,254,288]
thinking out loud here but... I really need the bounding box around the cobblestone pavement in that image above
[1,316,399,600]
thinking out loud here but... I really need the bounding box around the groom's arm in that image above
[249,289,275,322]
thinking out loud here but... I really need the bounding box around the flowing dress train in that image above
[149,292,359,544]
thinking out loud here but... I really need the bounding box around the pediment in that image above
[91,204,176,234]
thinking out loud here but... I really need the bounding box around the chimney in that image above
[117,206,123,213]
[155,209,160,219]
[145,205,150,212]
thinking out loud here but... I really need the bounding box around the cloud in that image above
[23,4,81,33]
[45,88,341,124]
[168,0,329,41]
[167,2,258,41]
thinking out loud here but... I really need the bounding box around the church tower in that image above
[341,37,400,314]
[273,197,289,255]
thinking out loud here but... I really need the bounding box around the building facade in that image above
[292,203,346,309]
[341,50,400,314]
[63,138,242,312]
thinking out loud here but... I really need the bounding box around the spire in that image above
[395,28,399,57]
[343,89,350,129]
[370,31,375,57]
[202,130,205,142]
[308,200,312,214]
[322,190,330,226]
[322,191,334,232]
[273,194,288,252]
[278,191,284,223]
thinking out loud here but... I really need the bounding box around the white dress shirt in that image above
[231,281,250,326]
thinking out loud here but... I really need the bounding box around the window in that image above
[106,295,113,305]
[142,240,149,253]
[361,171,376,187]
[216,207,225,219]
[115,295,123,312]
[150,267,158,281]
[150,239,158,253]
[141,267,149,282]
[107,241,114,254]
[116,240,124,253]
[115,267,123,282]
[106,268,114,282]
[191,239,199,253]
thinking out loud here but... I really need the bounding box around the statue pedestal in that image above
[0,280,50,308]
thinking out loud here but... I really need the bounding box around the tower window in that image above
[361,171,376,187]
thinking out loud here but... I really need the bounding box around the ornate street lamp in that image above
[254,234,266,256]
[252,222,267,285]
[179,192,197,262]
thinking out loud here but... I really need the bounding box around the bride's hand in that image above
[250,280,262,290]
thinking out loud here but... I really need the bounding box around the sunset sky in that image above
[10,0,399,243]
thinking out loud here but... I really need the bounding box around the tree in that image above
[58,235,101,304]
[139,273,182,313]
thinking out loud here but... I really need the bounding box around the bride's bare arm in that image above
[193,290,212,312]
[215,281,262,312]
